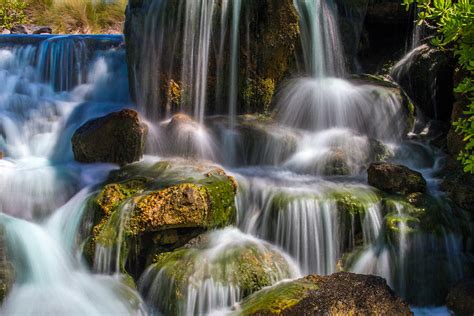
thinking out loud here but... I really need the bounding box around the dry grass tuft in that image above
[26,0,127,34]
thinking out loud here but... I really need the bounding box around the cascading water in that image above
[1,0,471,315]
[133,0,242,122]
[0,34,147,314]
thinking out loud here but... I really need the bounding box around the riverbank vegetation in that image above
[0,0,126,33]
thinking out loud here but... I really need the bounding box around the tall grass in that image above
[26,0,127,34]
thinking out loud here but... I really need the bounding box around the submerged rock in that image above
[72,109,147,165]
[446,278,474,316]
[236,272,412,315]
[140,228,297,315]
[368,162,426,195]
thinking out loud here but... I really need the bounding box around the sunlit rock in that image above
[86,159,238,278]
[236,272,412,315]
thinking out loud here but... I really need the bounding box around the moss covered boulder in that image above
[368,162,426,195]
[140,228,297,315]
[72,109,147,165]
[86,159,238,277]
[236,272,412,315]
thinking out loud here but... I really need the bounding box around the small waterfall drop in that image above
[134,0,242,122]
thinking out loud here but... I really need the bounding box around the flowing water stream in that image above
[0,1,470,315]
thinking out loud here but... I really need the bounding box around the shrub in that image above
[0,0,28,30]
[403,0,474,173]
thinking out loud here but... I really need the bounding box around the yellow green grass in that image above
[25,0,127,34]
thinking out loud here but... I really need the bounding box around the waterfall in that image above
[0,1,470,314]
[135,0,242,122]
[293,0,345,77]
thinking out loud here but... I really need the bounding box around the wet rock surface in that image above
[237,272,412,315]
[368,162,427,195]
[72,109,147,165]
[391,44,454,122]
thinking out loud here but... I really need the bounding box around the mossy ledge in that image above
[84,159,238,277]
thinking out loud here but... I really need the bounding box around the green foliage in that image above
[402,0,474,173]
[0,0,28,30]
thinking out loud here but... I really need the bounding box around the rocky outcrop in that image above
[368,162,426,195]
[72,109,147,165]
[446,278,474,316]
[391,44,454,122]
[237,272,412,315]
[11,24,52,34]
[86,159,237,277]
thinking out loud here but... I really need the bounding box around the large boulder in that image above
[72,109,147,165]
[446,278,474,316]
[391,44,454,122]
[236,272,412,315]
[86,159,238,277]
[368,162,426,195]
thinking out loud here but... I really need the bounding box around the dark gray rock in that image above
[72,109,147,165]
[368,162,427,195]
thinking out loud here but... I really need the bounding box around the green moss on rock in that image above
[86,160,238,278]
[235,272,412,315]
[147,232,294,315]
[236,279,318,315]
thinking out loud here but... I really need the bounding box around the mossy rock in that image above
[235,272,412,315]
[85,159,238,277]
[142,230,295,315]
[382,193,463,236]
[236,278,318,315]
